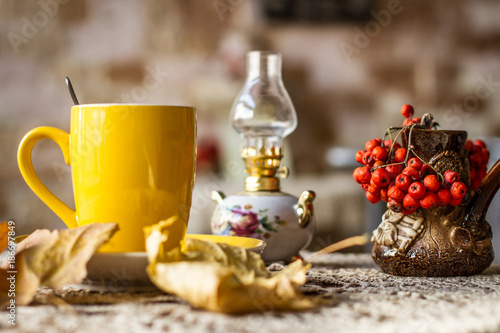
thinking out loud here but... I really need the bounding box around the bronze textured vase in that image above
[371,127,500,277]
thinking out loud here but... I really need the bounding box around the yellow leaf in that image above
[145,217,319,314]
[0,252,40,306]
[144,216,187,263]
[0,223,119,307]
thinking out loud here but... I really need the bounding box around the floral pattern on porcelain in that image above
[211,204,287,239]
[211,192,315,262]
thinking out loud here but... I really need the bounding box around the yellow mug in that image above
[18,104,196,252]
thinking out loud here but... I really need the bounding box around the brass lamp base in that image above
[241,146,289,192]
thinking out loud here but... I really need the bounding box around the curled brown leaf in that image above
[145,217,319,314]
[0,222,119,307]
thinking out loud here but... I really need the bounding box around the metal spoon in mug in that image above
[65,77,80,105]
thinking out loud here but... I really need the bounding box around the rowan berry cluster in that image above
[466,139,490,191]
[352,104,490,215]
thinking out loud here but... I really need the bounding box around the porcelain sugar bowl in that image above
[211,187,315,262]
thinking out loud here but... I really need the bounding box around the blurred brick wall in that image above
[0,0,499,237]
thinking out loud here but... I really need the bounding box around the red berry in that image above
[403,208,416,216]
[401,104,415,118]
[420,164,435,178]
[449,197,463,206]
[366,191,381,204]
[403,193,420,210]
[420,192,438,209]
[395,173,411,191]
[354,166,371,184]
[465,139,473,152]
[368,185,381,196]
[353,168,361,183]
[372,146,388,162]
[380,187,389,202]
[408,158,423,170]
[365,139,381,152]
[474,139,487,149]
[436,188,451,206]
[469,167,476,180]
[408,182,426,200]
[384,139,401,151]
[355,150,365,164]
[480,147,490,165]
[361,184,370,191]
[470,144,481,154]
[471,178,482,192]
[423,175,440,192]
[371,168,392,187]
[394,148,407,163]
[373,161,385,168]
[469,153,482,168]
[476,167,487,181]
[388,186,405,202]
[362,151,374,166]
[385,165,402,179]
[403,117,421,127]
[444,170,460,184]
[403,166,420,182]
[389,200,404,213]
[450,182,467,199]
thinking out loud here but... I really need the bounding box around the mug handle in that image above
[17,126,78,228]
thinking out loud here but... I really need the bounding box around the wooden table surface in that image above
[2,253,500,333]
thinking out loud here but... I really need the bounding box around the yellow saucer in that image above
[78,234,267,291]
[186,234,266,252]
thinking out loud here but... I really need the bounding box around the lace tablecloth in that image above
[4,253,500,333]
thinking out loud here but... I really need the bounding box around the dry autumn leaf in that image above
[0,222,119,307]
[145,216,319,314]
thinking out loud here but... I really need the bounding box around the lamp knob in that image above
[278,166,290,179]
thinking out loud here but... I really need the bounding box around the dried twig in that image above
[305,234,370,262]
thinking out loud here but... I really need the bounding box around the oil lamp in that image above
[211,51,316,262]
